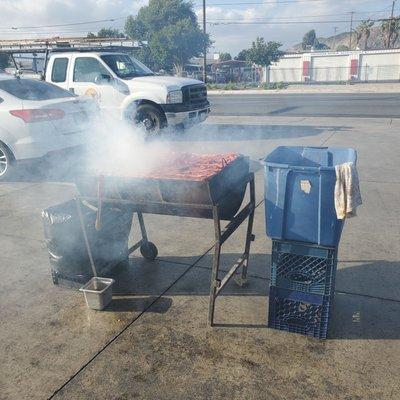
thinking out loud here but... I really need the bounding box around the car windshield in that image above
[100,54,154,79]
[0,78,74,100]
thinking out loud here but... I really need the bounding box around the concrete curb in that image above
[208,83,400,95]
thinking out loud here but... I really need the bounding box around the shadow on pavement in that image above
[4,146,87,183]
[161,124,348,142]
[101,254,400,340]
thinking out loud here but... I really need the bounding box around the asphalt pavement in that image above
[209,92,400,118]
[1,114,400,399]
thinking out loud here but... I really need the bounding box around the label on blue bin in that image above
[300,180,311,194]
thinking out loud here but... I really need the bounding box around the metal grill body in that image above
[75,155,255,326]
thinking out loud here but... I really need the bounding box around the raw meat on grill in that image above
[105,152,240,181]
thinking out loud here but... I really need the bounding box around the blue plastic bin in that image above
[264,146,357,246]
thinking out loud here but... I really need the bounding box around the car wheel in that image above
[0,142,15,181]
[135,104,166,137]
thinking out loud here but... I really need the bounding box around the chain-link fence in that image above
[267,65,400,84]
[208,66,261,84]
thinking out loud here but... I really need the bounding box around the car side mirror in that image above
[94,74,112,85]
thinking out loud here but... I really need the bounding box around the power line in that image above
[207,9,395,21]
[195,0,323,5]
[3,18,125,31]
[207,18,386,25]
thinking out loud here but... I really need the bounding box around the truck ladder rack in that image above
[0,37,142,54]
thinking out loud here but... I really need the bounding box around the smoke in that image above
[84,111,172,178]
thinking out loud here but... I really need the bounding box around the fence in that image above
[208,66,261,84]
[267,64,400,84]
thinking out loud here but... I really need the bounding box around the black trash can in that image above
[42,199,133,285]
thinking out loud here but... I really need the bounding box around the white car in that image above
[0,74,98,180]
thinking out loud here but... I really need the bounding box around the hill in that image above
[289,25,400,52]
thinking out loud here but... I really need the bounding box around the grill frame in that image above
[74,157,255,326]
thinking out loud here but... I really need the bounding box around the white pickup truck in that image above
[43,51,210,134]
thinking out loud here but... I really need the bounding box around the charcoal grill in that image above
[75,154,255,325]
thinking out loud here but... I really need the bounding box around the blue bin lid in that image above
[264,146,357,170]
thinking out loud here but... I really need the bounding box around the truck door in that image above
[68,56,121,114]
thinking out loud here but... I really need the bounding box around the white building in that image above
[265,48,400,84]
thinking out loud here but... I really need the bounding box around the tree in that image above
[246,37,283,67]
[355,20,374,49]
[302,29,317,50]
[235,49,250,61]
[381,17,400,48]
[314,42,330,50]
[125,0,211,73]
[336,44,350,51]
[218,52,231,61]
[87,28,124,38]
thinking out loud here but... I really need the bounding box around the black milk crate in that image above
[268,286,332,339]
[271,240,337,296]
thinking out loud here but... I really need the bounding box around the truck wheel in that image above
[0,142,15,181]
[135,104,166,136]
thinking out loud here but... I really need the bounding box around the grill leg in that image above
[209,206,221,327]
[241,175,256,282]
[75,198,98,278]
[137,212,148,243]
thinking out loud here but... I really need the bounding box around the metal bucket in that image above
[79,277,114,310]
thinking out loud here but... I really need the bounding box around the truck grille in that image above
[183,84,208,109]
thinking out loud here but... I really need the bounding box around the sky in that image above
[0,0,398,55]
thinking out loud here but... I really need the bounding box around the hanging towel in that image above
[334,162,362,220]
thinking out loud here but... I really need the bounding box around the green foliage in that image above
[97,28,125,38]
[262,81,287,90]
[125,0,211,71]
[235,49,250,61]
[381,17,400,48]
[218,52,232,61]
[301,29,330,50]
[336,44,350,51]
[302,29,317,50]
[355,19,374,49]
[206,82,260,90]
[87,28,124,38]
[314,42,330,50]
[246,37,283,67]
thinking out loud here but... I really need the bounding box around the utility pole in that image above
[333,26,338,50]
[202,0,207,83]
[349,11,355,50]
[387,0,397,48]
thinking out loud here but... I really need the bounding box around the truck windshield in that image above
[100,54,154,79]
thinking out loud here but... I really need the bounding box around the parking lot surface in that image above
[1,115,400,400]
